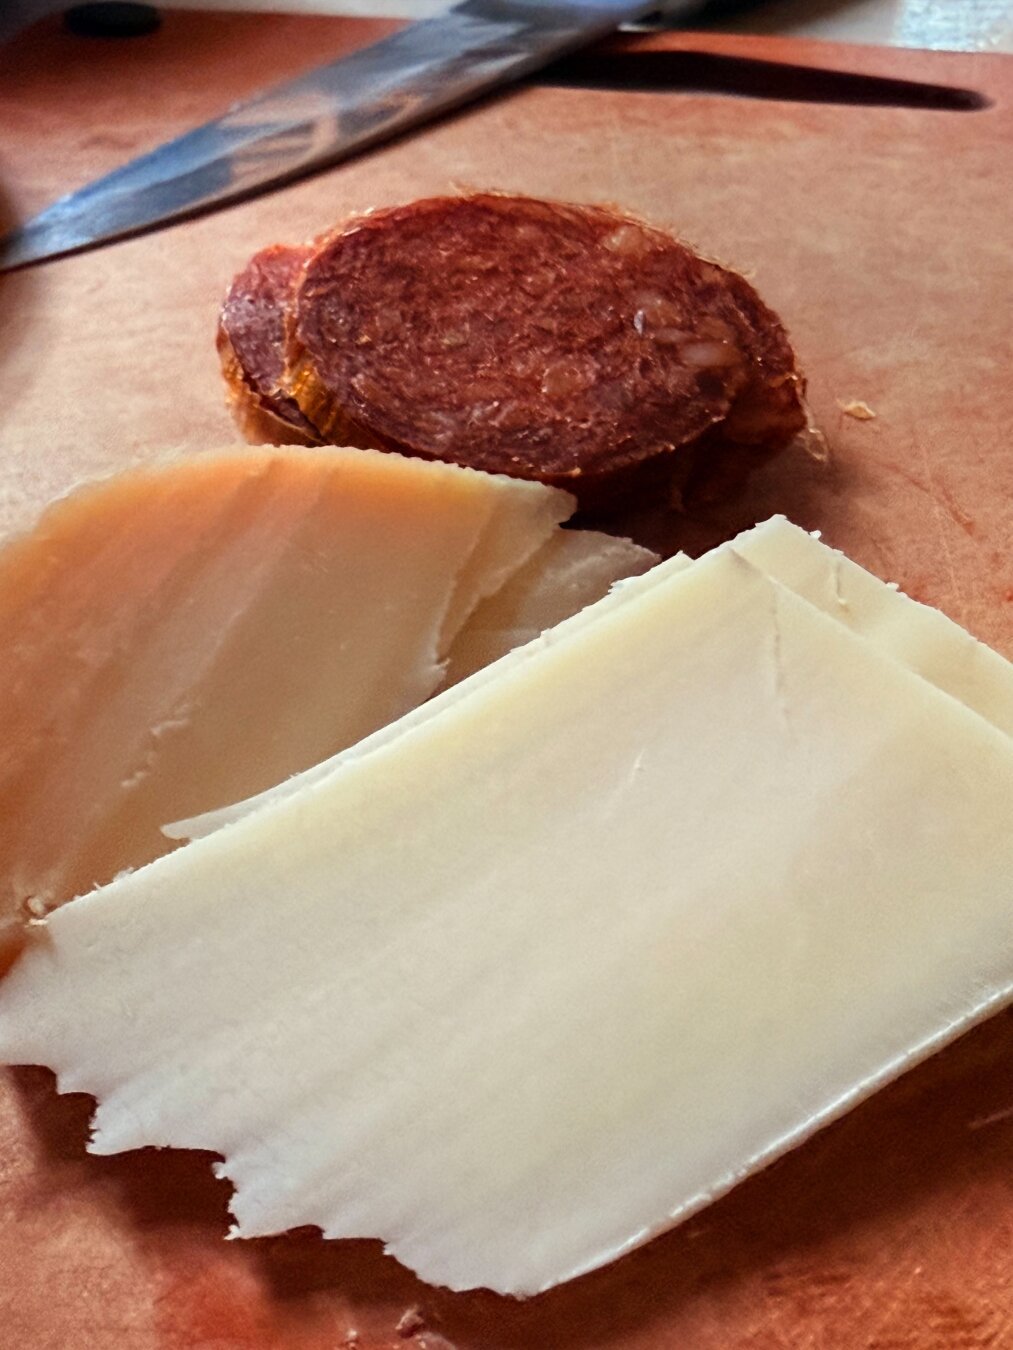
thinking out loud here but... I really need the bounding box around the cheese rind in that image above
[1,537,1011,1296]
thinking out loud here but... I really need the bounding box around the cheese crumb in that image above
[396,1306,428,1337]
[837,398,877,420]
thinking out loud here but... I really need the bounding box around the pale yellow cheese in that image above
[0,446,583,935]
[442,529,657,685]
[730,516,1013,735]
[2,531,1010,1296]
[173,513,1009,841]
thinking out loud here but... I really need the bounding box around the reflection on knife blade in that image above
[0,0,986,272]
[0,0,666,271]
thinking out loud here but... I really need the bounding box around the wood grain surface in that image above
[0,13,1011,1349]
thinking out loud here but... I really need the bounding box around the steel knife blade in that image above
[0,0,674,271]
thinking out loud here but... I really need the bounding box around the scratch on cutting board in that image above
[884,461,978,541]
[967,1104,1013,1131]
[936,480,978,539]
[915,433,968,626]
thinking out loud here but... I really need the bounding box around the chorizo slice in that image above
[282,195,805,504]
[217,243,320,445]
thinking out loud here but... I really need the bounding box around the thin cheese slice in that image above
[2,536,1010,1296]
[443,529,657,685]
[171,513,1009,842]
[731,516,1013,735]
[0,446,579,947]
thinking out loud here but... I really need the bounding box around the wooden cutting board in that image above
[0,13,1010,1349]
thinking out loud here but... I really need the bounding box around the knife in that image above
[0,0,679,271]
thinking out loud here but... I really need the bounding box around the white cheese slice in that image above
[442,529,657,685]
[0,446,573,932]
[172,513,1011,843]
[2,538,1010,1297]
[173,531,657,845]
[730,516,1013,736]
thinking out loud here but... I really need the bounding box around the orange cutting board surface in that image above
[0,13,1011,1350]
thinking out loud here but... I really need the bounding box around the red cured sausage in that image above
[217,243,319,445]
[222,195,806,508]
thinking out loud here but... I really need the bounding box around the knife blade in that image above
[0,0,672,271]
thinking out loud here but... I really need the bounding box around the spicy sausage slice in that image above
[281,195,805,503]
[217,243,319,445]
